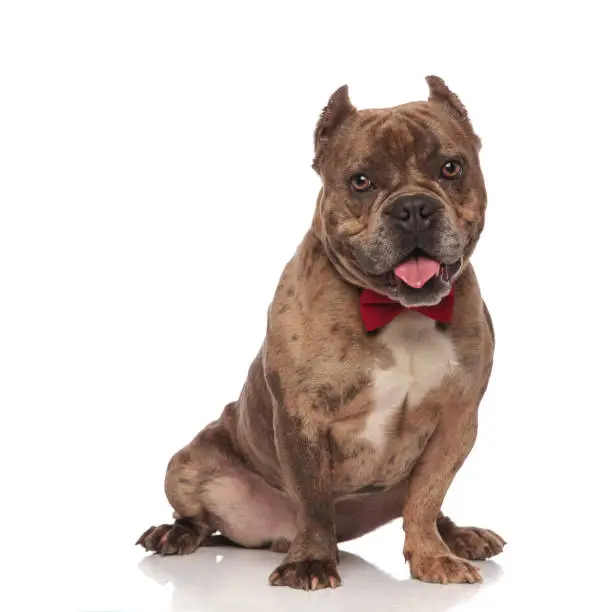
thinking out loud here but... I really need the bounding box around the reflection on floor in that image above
[138,545,503,612]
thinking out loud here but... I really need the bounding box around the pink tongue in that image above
[394,257,441,288]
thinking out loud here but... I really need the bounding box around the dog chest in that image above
[362,311,459,449]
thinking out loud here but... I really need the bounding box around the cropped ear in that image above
[313,85,356,172]
[426,75,481,150]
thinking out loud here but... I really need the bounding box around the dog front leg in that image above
[266,374,340,590]
[402,407,482,584]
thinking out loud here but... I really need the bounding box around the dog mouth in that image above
[388,252,462,290]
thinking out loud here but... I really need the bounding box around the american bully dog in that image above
[137,76,505,590]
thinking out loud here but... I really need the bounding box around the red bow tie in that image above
[359,287,455,332]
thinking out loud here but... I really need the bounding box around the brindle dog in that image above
[137,76,505,590]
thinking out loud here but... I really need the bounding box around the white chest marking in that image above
[362,311,459,449]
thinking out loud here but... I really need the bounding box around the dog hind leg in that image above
[136,413,297,555]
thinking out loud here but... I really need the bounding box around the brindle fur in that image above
[137,76,505,590]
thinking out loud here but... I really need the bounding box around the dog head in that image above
[312,76,486,307]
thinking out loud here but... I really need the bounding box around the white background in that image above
[1,2,610,611]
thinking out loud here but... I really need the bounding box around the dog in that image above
[137,76,505,590]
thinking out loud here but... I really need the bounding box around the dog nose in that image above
[388,195,441,231]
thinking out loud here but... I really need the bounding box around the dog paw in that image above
[444,527,506,561]
[408,553,482,584]
[135,521,209,556]
[269,558,342,590]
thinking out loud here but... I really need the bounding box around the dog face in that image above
[312,76,487,307]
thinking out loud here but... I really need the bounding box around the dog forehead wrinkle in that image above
[356,111,388,135]
[394,110,434,148]
[341,114,418,175]
[403,107,466,159]
[382,118,414,154]
[365,115,447,175]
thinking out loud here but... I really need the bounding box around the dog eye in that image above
[440,160,463,180]
[350,174,374,192]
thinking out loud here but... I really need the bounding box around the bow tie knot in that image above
[359,288,455,332]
